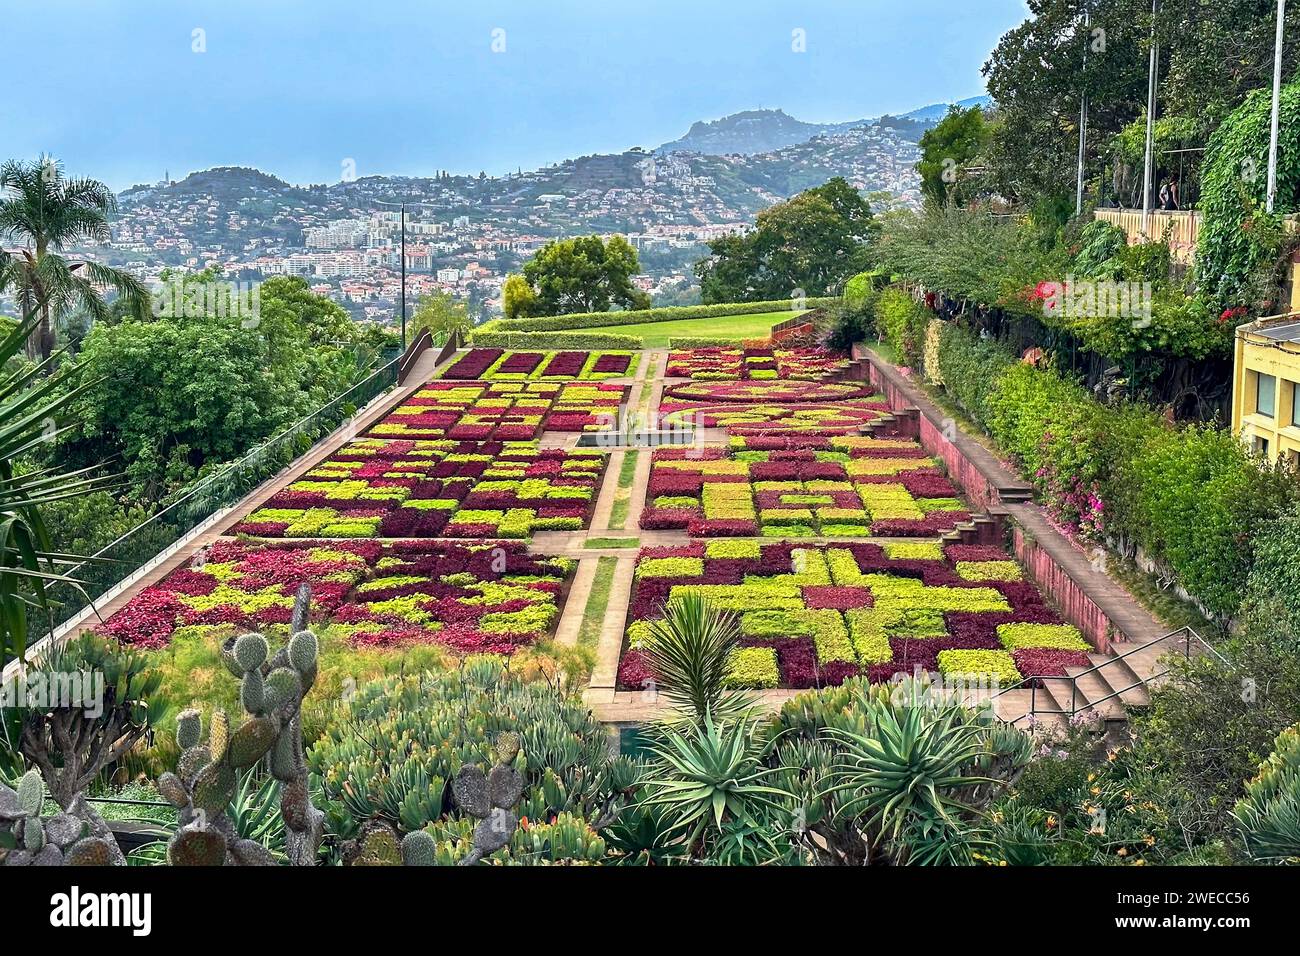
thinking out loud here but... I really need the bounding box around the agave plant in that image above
[0,305,112,664]
[642,712,792,859]
[823,699,995,865]
[1233,722,1300,864]
[641,592,751,724]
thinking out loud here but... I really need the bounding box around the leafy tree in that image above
[54,274,372,500]
[917,105,992,206]
[1195,79,1300,311]
[501,274,539,319]
[695,178,877,302]
[509,235,649,316]
[411,291,472,341]
[982,0,1152,205]
[1157,0,1300,135]
[0,157,150,362]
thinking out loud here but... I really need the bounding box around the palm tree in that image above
[0,156,150,362]
[640,592,752,723]
[0,303,112,664]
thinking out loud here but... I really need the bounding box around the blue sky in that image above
[4,1,1028,189]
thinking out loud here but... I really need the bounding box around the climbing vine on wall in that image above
[1196,81,1300,312]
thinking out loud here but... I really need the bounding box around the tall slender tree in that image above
[0,156,150,361]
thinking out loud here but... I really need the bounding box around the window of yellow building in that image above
[1257,372,1276,418]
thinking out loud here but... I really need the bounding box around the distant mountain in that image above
[655,109,859,157]
[895,95,990,124]
[657,97,990,156]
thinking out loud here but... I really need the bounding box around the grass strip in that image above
[584,537,640,549]
[577,556,619,650]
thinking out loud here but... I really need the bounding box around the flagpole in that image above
[1141,0,1159,234]
[1266,0,1286,214]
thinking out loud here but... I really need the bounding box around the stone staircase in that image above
[977,626,1209,735]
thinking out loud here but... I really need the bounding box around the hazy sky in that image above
[4,1,1029,189]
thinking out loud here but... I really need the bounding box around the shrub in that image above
[1244,504,1300,636]
[931,320,1300,616]
[873,288,929,367]
[723,646,780,689]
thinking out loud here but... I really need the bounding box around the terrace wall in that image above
[1009,520,1117,654]
[858,347,1027,511]
[857,346,1166,655]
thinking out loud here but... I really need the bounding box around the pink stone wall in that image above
[867,362,1002,511]
[1012,527,1114,654]
[864,356,1119,654]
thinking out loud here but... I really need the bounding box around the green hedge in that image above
[668,336,750,348]
[931,320,1299,618]
[468,329,643,349]
[874,288,930,368]
[484,298,836,333]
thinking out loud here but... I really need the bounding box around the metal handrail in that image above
[982,623,1219,725]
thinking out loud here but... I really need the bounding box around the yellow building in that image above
[1233,314,1300,466]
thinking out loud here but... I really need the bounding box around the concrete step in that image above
[1061,665,1128,721]
[1086,652,1151,708]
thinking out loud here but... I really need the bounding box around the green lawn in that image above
[577,556,619,650]
[584,537,639,549]
[585,310,802,347]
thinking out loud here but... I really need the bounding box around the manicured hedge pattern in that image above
[666,346,849,381]
[366,381,625,441]
[100,540,574,654]
[640,438,969,538]
[617,541,1086,690]
[442,349,636,381]
[235,439,606,540]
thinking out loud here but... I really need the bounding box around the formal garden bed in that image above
[639,440,969,537]
[663,379,873,404]
[659,399,889,436]
[366,381,627,440]
[665,346,850,380]
[440,348,638,380]
[236,439,607,539]
[99,539,575,655]
[615,541,1091,692]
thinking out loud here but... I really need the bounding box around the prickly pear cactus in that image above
[158,583,323,865]
[451,732,528,866]
[0,770,116,867]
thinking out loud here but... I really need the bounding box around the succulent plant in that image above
[157,583,323,866]
[0,770,117,868]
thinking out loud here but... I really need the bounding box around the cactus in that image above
[0,771,119,868]
[452,733,529,866]
[157,583,324,866]
[314,659,631,867]
[401,829,436,867]
[353,825,403,866]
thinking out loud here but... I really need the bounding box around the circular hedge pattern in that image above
[663,380,871,404]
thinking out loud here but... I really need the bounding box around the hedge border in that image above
[482,298,837,334]
[469,330,644,349]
